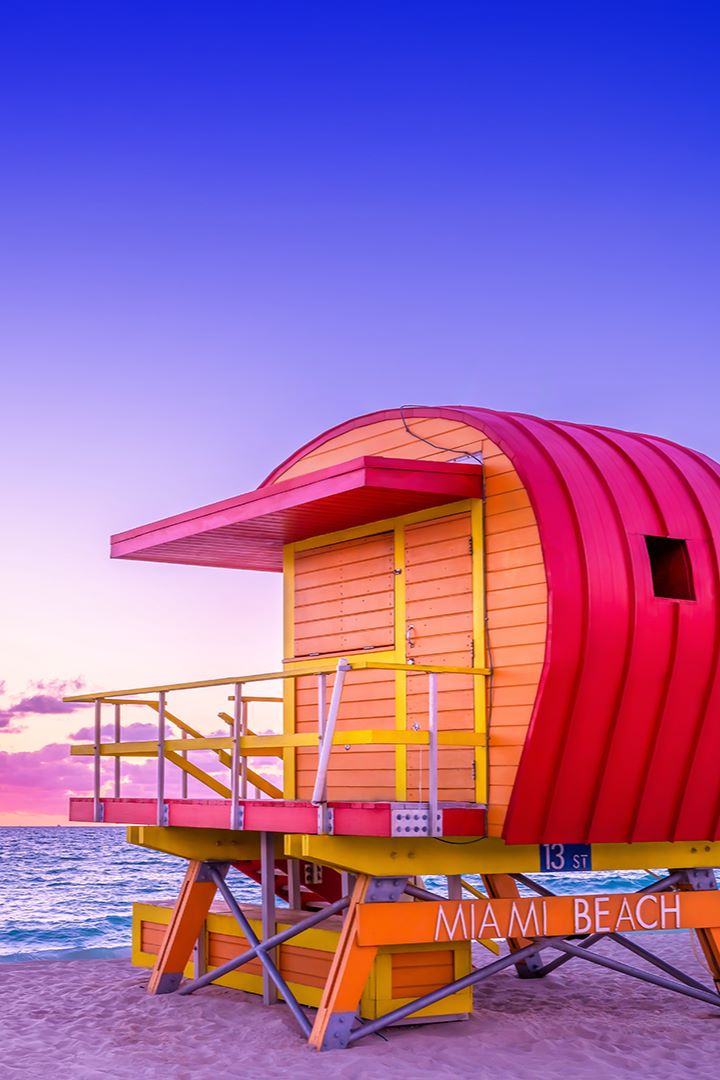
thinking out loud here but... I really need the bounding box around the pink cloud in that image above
[0,679,90,730]
[69,721,165,742]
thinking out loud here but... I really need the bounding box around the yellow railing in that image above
[67,659,491,828]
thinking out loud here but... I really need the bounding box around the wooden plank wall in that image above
[277,417,548,834]
[293,533,395,658]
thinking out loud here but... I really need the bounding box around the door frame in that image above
[282,498,487,803]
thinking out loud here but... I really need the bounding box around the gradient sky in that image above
[2,2,719,821]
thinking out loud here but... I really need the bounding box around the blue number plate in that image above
[539,843,592,872]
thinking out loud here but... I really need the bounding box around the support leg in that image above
[287,858,302,909]
[482,873,545,978]
[148,860,226,994]
[447,875,463,900]
[684,868,720,992]
[309,875,408,1050]
[260,832,277,1005]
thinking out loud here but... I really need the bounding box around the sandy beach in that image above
[2,933,720,1079]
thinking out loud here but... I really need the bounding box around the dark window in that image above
[644,536,695,601]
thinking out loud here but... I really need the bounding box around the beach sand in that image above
[3,933,720,1079]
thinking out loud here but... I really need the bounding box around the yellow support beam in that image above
[71,728,486,758]
[127,826,284,861]
[285,834,720,877]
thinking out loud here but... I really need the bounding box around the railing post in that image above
[428,672,439,836]
[180,729,188,800]
[113,702,121,798]
[311,659,350,816]
[157,691,166,827]
[260,831,277,1005]
[317,673,327,740]
[231,682,242,829]
[93,700,102,822]
[240,695,248,799]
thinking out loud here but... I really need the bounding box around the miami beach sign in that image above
[356,892,720,946]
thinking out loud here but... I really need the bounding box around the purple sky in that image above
[2,2,719,819]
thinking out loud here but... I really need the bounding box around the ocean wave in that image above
[0,945,132,963]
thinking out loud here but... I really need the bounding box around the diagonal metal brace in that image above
[199,866,313,1036]
[179,891,350,996]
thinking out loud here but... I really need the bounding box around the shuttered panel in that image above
[293,531,397,800]
[405,513,475,802]
[293,533,395,658]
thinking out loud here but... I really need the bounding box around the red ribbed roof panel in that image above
[266,407,720,845]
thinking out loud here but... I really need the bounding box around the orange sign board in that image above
[356,892,720,946]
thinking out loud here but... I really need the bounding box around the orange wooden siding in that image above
[295,668,397,800]
[277,417,548,833]
[391,948,456,998]
[293,532,395,658]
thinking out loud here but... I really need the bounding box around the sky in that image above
[1,1,719,822]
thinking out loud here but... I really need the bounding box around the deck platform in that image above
[69,797,487,837]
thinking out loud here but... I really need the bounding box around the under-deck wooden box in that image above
[132,900,472,1023]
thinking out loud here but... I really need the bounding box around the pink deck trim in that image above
[68,797,487,837]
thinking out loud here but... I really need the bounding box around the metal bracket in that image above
[391,804,443,837]
[365,877,409,903]
[94,801,105,823]
[317,805,334,835]
[158,802,169,827]
[196,862,229,884]
[321,1011,356,1050]
[683,867,718,891]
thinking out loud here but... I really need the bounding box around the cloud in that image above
[0,679,90,731]
[69,721,163,742]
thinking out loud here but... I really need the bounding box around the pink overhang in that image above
[110,456,483,572]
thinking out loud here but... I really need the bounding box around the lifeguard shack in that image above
[68,405,720,1049]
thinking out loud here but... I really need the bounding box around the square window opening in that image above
[644,535,695,601]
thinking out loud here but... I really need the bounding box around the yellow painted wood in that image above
[285,834,720,877]
[65,658,489,704]
[127,826,281,862]
[471,498,488,803]
[72,728,488,759]
[133,899,471,1019]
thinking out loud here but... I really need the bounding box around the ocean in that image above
[0,826,661,963]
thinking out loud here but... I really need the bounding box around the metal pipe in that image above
[93,700,102,822]
[156,691,166,827]
[180,729,188,800]
[405,882,443,902]
[608,932,713,994]
[311,658,350,806]
[549,939,720,1008]
[513,870,684,900]
[348,939,548,1044]
[447,875,462,900]
[240,697,248,799]
[428,672,438,834]
[287,860,302,909]
[260,832,277,1005]
[230,682,241,829]
[317,673,327,739]
[179,893,349,994]
[113,703,121,798]
[205,867,313,1036]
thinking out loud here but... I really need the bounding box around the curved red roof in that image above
[267,406,720,845]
